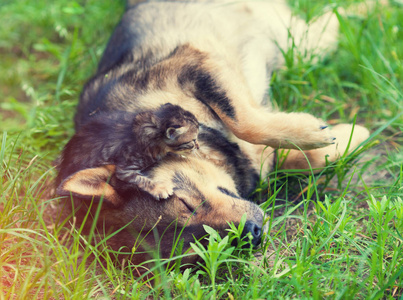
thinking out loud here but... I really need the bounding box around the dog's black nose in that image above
[241,221,262,248]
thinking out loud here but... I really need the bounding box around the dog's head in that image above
[56,156,266,264]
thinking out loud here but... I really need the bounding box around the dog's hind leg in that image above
[239,1,340,63]
[286,10,340,61]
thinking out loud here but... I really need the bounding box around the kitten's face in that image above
[165,121,199,154]
[154,103,199,154]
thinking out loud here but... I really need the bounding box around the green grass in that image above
[1,0,402,299]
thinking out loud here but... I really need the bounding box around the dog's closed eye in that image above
[179,197,197,214]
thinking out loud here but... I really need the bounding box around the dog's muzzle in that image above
[241,220,263,248]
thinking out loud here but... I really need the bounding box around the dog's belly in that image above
[124,0,303,104]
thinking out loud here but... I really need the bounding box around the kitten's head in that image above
[156,104,199,153]
[133,104,198,152]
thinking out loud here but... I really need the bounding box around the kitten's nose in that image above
[194,140,200,149]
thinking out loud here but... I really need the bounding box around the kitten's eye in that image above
[174,141,195,150]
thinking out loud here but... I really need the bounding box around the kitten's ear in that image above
[137,113,162,139]
[166,127,185,140]
[134,111,159,128]
[149,114,160,127]
[56,165,122,207]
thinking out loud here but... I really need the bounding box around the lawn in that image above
[1,0,402,299]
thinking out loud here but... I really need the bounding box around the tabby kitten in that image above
[57,103,199,199]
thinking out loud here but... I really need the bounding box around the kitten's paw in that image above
[128,174,173,200]
[146,183,174,200]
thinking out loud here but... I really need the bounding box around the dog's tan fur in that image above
[56,0,370,264]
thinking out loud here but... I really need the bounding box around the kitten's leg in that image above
[116,167,174,200]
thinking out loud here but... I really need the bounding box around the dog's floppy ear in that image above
[56,165,122,207]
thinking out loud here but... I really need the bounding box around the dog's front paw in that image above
[330,123,370,150]
[303,118,335,149]
[287,113,335,150]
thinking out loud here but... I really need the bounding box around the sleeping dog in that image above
[56,0,369,264]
